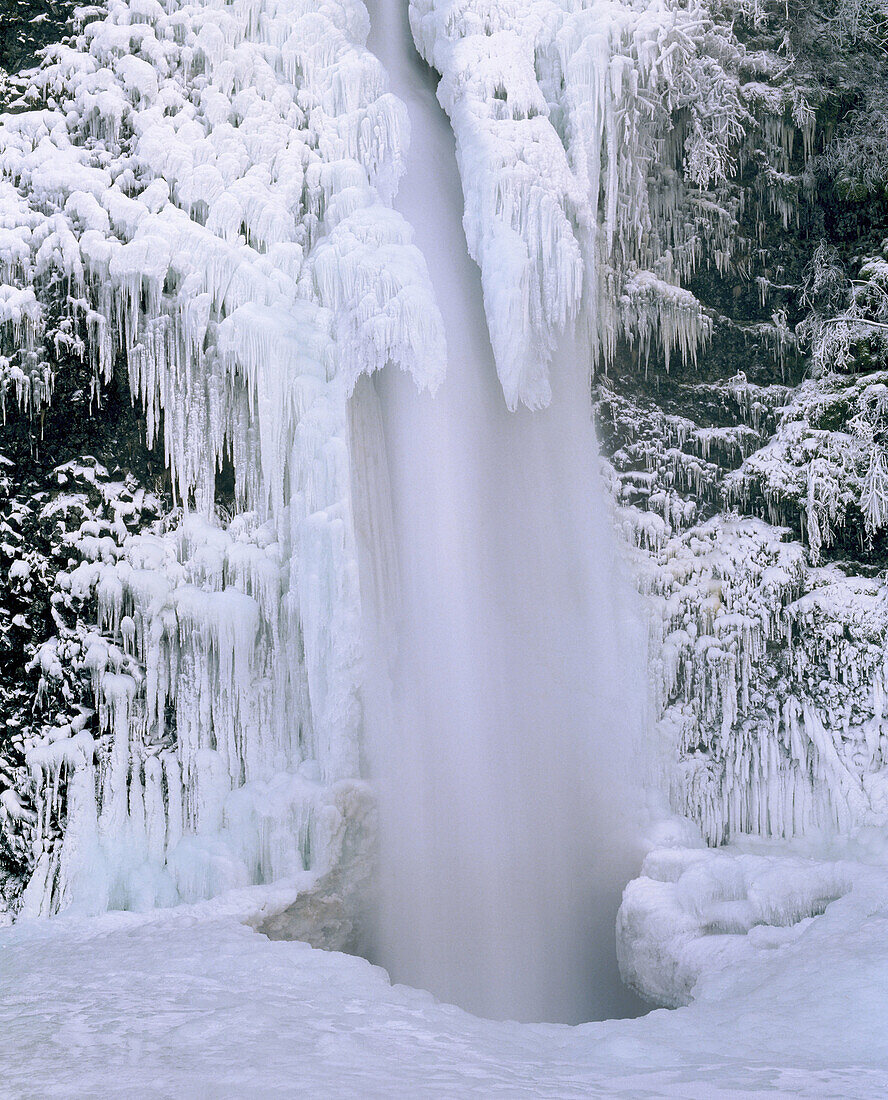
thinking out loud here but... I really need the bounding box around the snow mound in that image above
[618,840,859,1008]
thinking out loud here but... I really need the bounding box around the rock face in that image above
[0,2,167,906]
[0,0,886,925]
[597,0,888,846]
[0,1,78,83]
[258,865,370,954]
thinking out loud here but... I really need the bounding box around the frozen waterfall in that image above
[0,0,654,1024]
[356,0,647,1023]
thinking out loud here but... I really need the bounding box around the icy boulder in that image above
[618,842,852,1007]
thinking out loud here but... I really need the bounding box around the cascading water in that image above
[356,0,648,1023]
[0,0,658,1022]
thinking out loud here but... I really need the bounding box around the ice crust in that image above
[0,0,443,914]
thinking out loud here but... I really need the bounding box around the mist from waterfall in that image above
[353,0,648,1023]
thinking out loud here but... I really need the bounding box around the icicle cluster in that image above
[0,178,64,416]
[643,516,820,842]
[633,510,888,844]
[0,0,444,915]
[408,0,746,407]
[599,349,888,845]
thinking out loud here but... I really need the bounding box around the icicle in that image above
[410,0,742,406]
[3,0,435,914]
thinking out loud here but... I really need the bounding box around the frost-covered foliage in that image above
[727,372,888,559]
[798,243,888,381]
[0,455,162,910]
[602,367,888,841]
[651,520,888,840]
[0,0,444,915]
[604,363,888,845]
[0,0,81,101]
[591,0,888,850]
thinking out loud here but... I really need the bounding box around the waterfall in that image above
[2,0,656,1021]
[357,0,647,1024]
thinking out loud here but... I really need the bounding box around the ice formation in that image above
[407,0,745,407]
[0,0,444,914]
[618,834,858,1007]
[0,0,877,1025]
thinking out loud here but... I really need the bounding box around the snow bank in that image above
[2,864,887,1095]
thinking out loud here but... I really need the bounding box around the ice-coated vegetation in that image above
[409,0,746,408]
[596,0,888,857]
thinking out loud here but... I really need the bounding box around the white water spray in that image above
[356,0,648,1023]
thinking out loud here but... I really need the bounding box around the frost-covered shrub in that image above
[821,88,888,200]
[0,450,162,912]
[798,243,888,379]
[639,512,888,843]
[0,0,81,102]
[588,0,888,851]
[726,372,888,560]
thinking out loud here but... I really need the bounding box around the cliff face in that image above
[597,0,888,843]
[0,2,167,904]
[0,0,887,917]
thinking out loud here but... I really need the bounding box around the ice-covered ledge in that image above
[615,831,888,1009]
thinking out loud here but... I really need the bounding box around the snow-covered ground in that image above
[2,854,888,1099]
